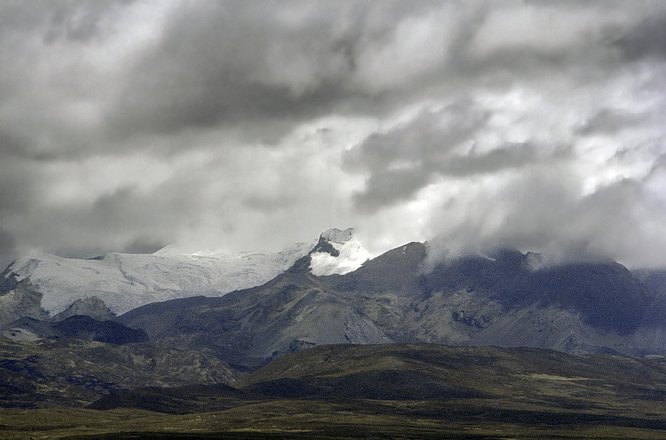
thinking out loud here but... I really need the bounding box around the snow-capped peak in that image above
[309,228,372,276]
[320,228,354,244]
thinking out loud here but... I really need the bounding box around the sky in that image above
[0,0,665,268]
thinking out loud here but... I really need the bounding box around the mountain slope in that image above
[85,343,666,440]
[0,278,48,327]
[119,242,662,367]
[0,228,373,316]
[51,296,116,321]
[0,336,236,408]
[119,271,391,368]
[238,343,666,401]
[2,315,148,345]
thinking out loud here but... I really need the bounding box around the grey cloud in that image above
[14,183,196,258]
[426,167,666,268]
[0,0,665,267]
[345,103,566,212]
[242,194,299,212]
[0,229,17,270]
[613,12,666,61]
[106,1,366,139]
[104,1,488,141]
[0,1,126,41]
[351,168,435,214]
[0,1,133,162]
[0,157,39,214]
[576,109,644,135]
[121,237,166,255]
[43,1,132,43]
[2,0,653,160]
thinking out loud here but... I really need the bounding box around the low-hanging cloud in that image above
[423,167,666,268]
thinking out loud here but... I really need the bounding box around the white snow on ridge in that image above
[310,229,373,276]
[9,241,315,315]
[5,228,374,315]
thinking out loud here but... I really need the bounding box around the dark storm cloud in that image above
[613,13,666,61]
[426,169,666,267]
[0,1,133,162]
[0,157,39,214]
[103,1,492,142]
[106,1,376,138]
[0,1,128,40]
[0,229,17,269]
[576,109,644,135]
[0,0,665,267]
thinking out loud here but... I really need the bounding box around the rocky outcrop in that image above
[309,228,372,276]
[52,296,116,322]
[320,228,354,243]
[0,280,48,327]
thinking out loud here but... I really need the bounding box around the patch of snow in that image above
[310,237,373,276]
[7,241,315,314]
[526,252,545,270]
[2,327,40,343]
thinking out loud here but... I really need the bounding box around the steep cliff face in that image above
[51,297,116,322]
[0,336,237,408]
[1,242,315,314]
[0,280,48,327]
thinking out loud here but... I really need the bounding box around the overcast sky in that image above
[1,0,665,268]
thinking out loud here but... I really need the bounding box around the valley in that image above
[2,344,666,439]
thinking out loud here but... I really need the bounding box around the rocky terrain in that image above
[0,333,235,409]
[1,228,666,438]
[51,297,116,322]
[4,344,666,439]
[119,241,663,369]
[0,277,48,327]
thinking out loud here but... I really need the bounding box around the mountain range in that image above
[2,228,666,366]
[0,228,371,319]
[117,240,666,372]
[2,228,666,437]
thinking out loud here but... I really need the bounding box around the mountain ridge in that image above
[118,240,664,368]
[0,228,372,315]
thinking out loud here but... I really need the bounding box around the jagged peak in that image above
[309,228,372,276]
[319,228,354,244]
[52,296,116,322]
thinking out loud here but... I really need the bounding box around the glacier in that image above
[3,229,373,315]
